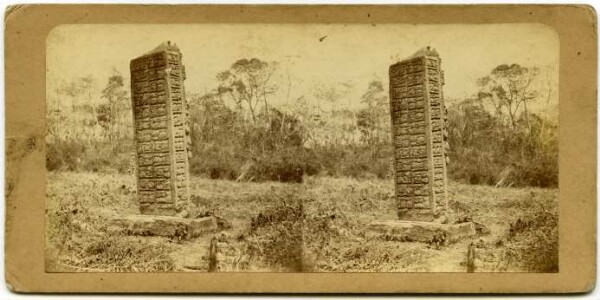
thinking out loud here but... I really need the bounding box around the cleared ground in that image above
[45,172,558,272]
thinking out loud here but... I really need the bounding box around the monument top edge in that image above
[409,46,439,58]
[390,46,440,67]
[131,41,181,61]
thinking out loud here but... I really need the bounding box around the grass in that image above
[45,172,175,272]
[46,171,558,272]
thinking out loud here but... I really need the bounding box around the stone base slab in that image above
[365,220,476,244]
[108,215,218,239]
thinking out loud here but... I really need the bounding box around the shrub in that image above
[46,140,86,171]
[247,194,306,271]
[46,142,64,172]
[46,138,135,174]
[189,146,240,180]
[247,148,320,183]
[504,207,558,272]
[447,101,558,188]
[311,144,393,180]
[245,190,340,272]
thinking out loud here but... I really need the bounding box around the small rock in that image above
[217,232,230,242]
[215,216,233,230]
[473,221,491,235]
[176,210,190,218]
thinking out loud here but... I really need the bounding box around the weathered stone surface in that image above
[365,220,476,243]
[389,47,449,221]
[130,41,191,216]
[108,215,217,239]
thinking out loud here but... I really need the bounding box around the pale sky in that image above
[47,23,558,109]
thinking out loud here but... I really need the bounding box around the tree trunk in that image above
[523,100,532,138]
[208,236,218,272]
[466,242,476,273]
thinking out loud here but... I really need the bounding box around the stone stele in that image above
[388,46,449,222]
[109,42,216,238]
[366,47,475,243]
[130,41,191,216]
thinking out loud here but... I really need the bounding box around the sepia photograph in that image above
[44,23,559,273]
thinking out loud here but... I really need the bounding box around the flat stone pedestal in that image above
[366,220,476,243]
[108,215,218,240]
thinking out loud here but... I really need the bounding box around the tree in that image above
[312,82,354,146]
[356,80,389,146]
[288,95,321,146]
[264,108,307,149]
[49,76,97,144]
[477,64,539,131]
[216,58,278,124]
[100,72,128,151]
[57,75,94,100]
[313,81,353,113]
[189,92,238,146]
[361,80,387,108]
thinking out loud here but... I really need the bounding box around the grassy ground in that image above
[45,172,558,272]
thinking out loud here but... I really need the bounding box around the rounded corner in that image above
[576,4,598,25]
[535,23,561,45]
[45,24,68,46]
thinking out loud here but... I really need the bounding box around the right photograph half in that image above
[366,43,558,272]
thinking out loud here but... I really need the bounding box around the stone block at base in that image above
[108,215,218,239]
[365,220,476,243]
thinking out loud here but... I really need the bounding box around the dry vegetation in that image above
[45,58,558,273]
[46,172,558,273]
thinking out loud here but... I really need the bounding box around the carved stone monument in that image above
[109,42,216,239]
[366,47,475,244]
[130,41,190,216]
[388,46,448,222]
